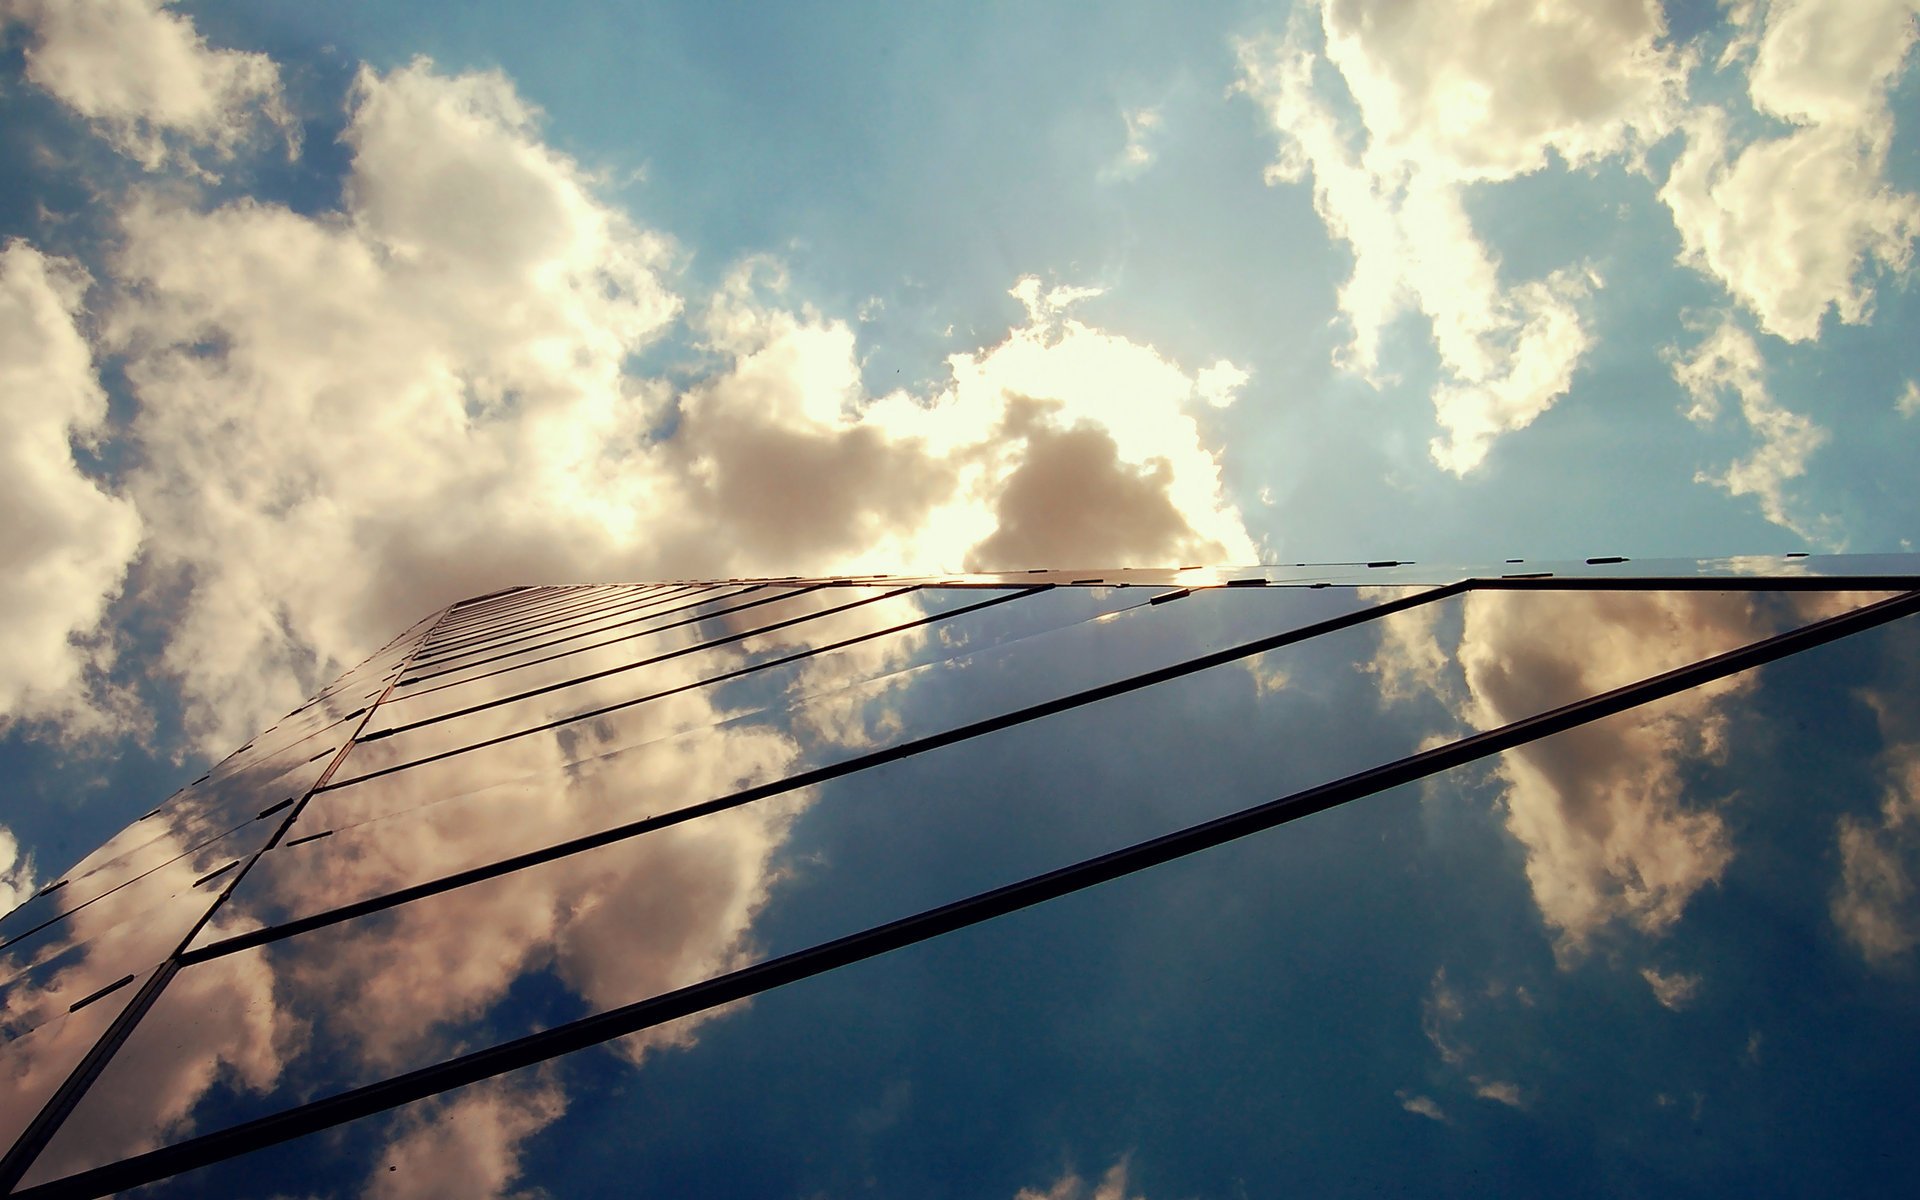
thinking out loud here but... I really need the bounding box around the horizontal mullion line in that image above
[371,585,918,744]
[56,588,1920,1200]
[0,814,259,957]
[315,583,1007,792]
[0,615,448,1194]
[399,587,764,687]
[418,587,688,658]
[211,583,1440,957]
[1466,573,1920,591]
[424,586,648,645]
[432,586,573,630]
[427,584,708,650]
[405,585,762,680]
[427,587,603,639]
[378,586,827,712]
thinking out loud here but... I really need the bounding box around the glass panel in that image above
[406,585,716,668]
[359,586,912,744]
[19,586,1920,1197]
[27,586,1894,1193]
[0,965,158,1161]
[385,586,804,698]
[264,583,1316,896]
[0,736,352,949]
[0,820,271,1044]
[339,583,944,787]
[421,585,624,639]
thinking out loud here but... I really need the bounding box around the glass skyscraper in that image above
[5,558,1920,1197]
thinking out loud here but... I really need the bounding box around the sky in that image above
[1,1,1919,1195]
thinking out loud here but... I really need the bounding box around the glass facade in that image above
[4,559,1920,1197]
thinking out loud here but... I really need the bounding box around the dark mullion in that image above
[0,812,263,958]
[419,584,713,657]
[430,585,566,630]
[424,586,645,646]
[1469,573,1920,592]
[435,583,614,627]
[325,583,1007,788]
[424,583,701,649]
[44,588,1920,1200]
[0,609,453,1195]
[407,584,758,678]
[407,585,735,673]
[388,585,829,705]
[222,583,1442,954]
[428,586,601,639]
[418,586,681,658]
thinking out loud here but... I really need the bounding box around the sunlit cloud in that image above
[0,243,143,737]
[1473,1079,1524,1108]
[363,1072,566,1200]
[1667,317,1833,543]
[1193,360,1249,409]
[1415,968,1532,1108]
[0,0,295,172]
[1659,0,1920,341]
[1832,691,1920,965]
[1234,0,1686,474]
[0,826,33,913]
[1014,1158,1146,1200]
[1369,590,1809,954]
[1396,1091,1447,1122]
[0,14,1253,752]
[1102,105,1162,180]
[1640,965,1702,1010]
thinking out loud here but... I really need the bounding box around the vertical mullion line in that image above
[32,584,1920,1200]
[0,601,459,1194]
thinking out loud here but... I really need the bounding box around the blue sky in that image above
[2,1,1920,1195]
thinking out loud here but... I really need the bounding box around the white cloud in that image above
[1194,359,1249,409]
[1659,0,1920,341]
[1366,592,1454,707]
[18,907,304,1184]
[1832,695,1920,964]
[1397,1091,1447,1122]
[1661,115,1920,342]
[66,50,1249,754]
[0,242,143,735]
[1014,1159,1145,1200]
[0,0,294,171]
[1373,591,1802,953]
[363,1073,566,1200]
[1420,967,1470,1066]
[1415,968,1532,1107]
[1898,379,1920,417]
[1460,590,1762,953]
[1834,798,1920,962]
[1104,105,1162,179]
[1473,1079,1524,1108]
[1668,317,1832,542]
[0,824,36,913]
[1746,0,1920,130]
[1310,0,1686,182]
[1640,965,1702,1010]
[1232,0,1679,473]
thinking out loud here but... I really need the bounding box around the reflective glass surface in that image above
[7,568,1920,1199]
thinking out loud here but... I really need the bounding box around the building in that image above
[4,558,1920,1197]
